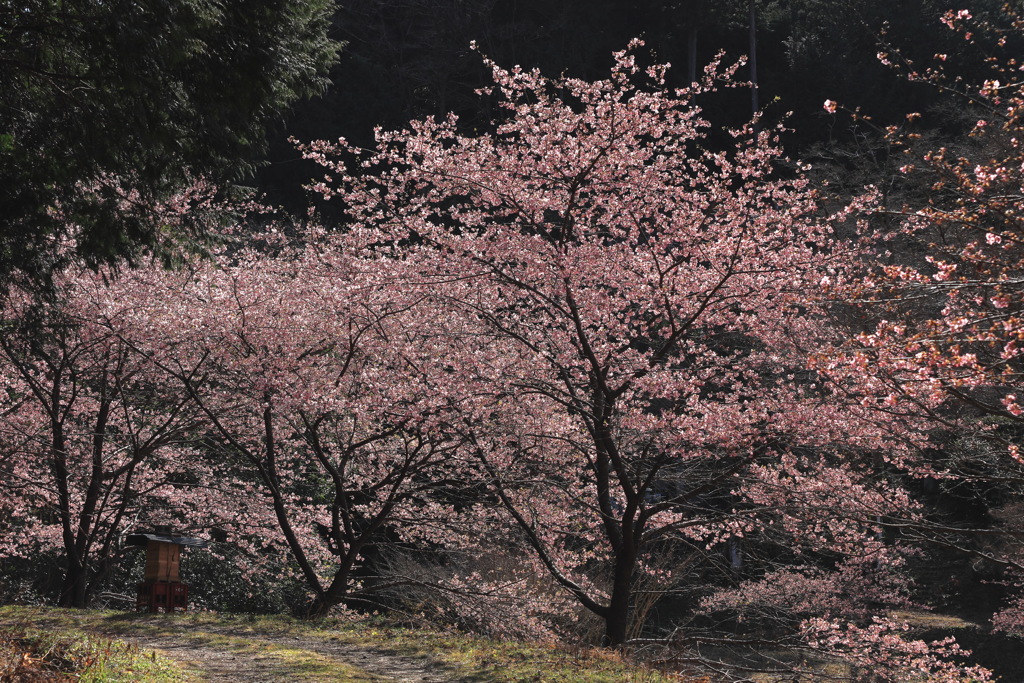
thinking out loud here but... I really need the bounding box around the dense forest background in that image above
[256,0,994,211]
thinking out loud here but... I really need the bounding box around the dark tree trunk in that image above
[305,592,336,618]
[304,546,361,618]
[603,545,637,647]
[58,561,89,607]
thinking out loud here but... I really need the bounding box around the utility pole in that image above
[749,0,760,117]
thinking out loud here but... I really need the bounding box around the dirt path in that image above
[111,622,461,683]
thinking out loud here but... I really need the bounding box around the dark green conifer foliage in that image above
[0,0,338,282]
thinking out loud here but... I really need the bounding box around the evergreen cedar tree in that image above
[0,0,338,284]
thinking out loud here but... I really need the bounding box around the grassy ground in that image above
[0,621,189,682]
[0,606,682,683]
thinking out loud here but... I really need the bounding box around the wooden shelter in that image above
[126,529,209,612]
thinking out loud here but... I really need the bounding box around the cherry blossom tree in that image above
[119,234,467,616]
[300,43,965,672]
[0,180,280,607]
[816,6,1024,637]
[0,266,211,607]
[0,179,248,607]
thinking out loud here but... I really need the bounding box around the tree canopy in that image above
[0,0,338,282]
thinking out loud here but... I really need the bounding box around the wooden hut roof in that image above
[126,532,210,548]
